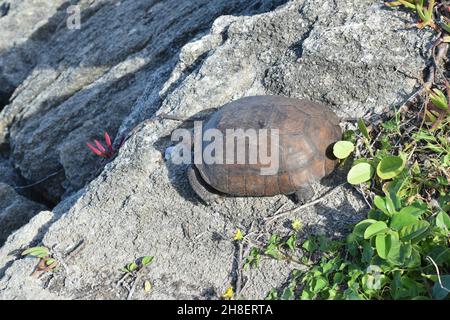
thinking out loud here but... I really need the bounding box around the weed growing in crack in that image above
[386,0,437,29]
[22,246,59,277]
[117,256,154,299]
[86,131,124,159]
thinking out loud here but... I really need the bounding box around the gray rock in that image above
[0,156,23,187]
[0,183,47,245]
[0,0,67,107]
[0,0,287,204]
[0,0,434,299]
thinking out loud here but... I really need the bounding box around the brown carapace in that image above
[188,95,342,203]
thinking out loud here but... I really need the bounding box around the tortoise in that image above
[187,95,341,204]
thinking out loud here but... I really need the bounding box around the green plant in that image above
[415,0,436,29]
[241,0,450,301]
[121,256,154,274]
[386,0,437,29]
[260,106,449,299]
[22,246,59,276]
[429,88,449,112]
[118,255,155,297]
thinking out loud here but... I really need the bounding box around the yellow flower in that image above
[292,220,302,231]
[234,229,244,241]
[222,286,234,300]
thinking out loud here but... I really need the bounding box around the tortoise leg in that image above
[187,165,221,204]
[293,184,315,204]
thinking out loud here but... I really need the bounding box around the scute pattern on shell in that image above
[195,95,341,196]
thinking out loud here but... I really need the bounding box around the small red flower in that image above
[87,131,124,159]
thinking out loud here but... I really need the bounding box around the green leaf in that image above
[333,141,355,159]
[126,262,138,272]
[265,244,283,260]
[387,241,410,266]
[443,153,450,166]
[22,246,49,258]
[413,130,436,143]
[399,220,430,241]
[302,239,317,253]
[286,235,297,251]
[432,276,450,300]
[429,88,448,111]
[375,234,391,259]
[358,119,370,141]
[353,219,377,237]
[405,248,421,268]
[244,248,261,270]
[300,289,314,300]
[436,176,449,186]
[141,256,154,266]
[384,194,397,216]
[342,130,356,142]
[353,219,377,238]
[390,210,419,231]
[333,272,344,284]
[436,211,450,230]
[364,221,389,239]
[322,261,334,274]
[268,234,281,245]
[281,287,294,300]
[347,162,375,185]
[377,156,405,180]
[266,289,279,300]
[428,246,450,265]
[312,277,328,293]
[373,196,389,215]
[45,258,56,266]
[399,202,427,218]
[362,241,374,263]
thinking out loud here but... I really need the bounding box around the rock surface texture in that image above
[0,0,434,299]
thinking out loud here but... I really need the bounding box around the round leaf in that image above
[333,141,355,159]
[353,219,377,238]
[364,221,389,239]
[347,162,375,185]
[376,156,405,180]
[436,211,450,230]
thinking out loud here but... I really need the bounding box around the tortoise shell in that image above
[194,95,341,197]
